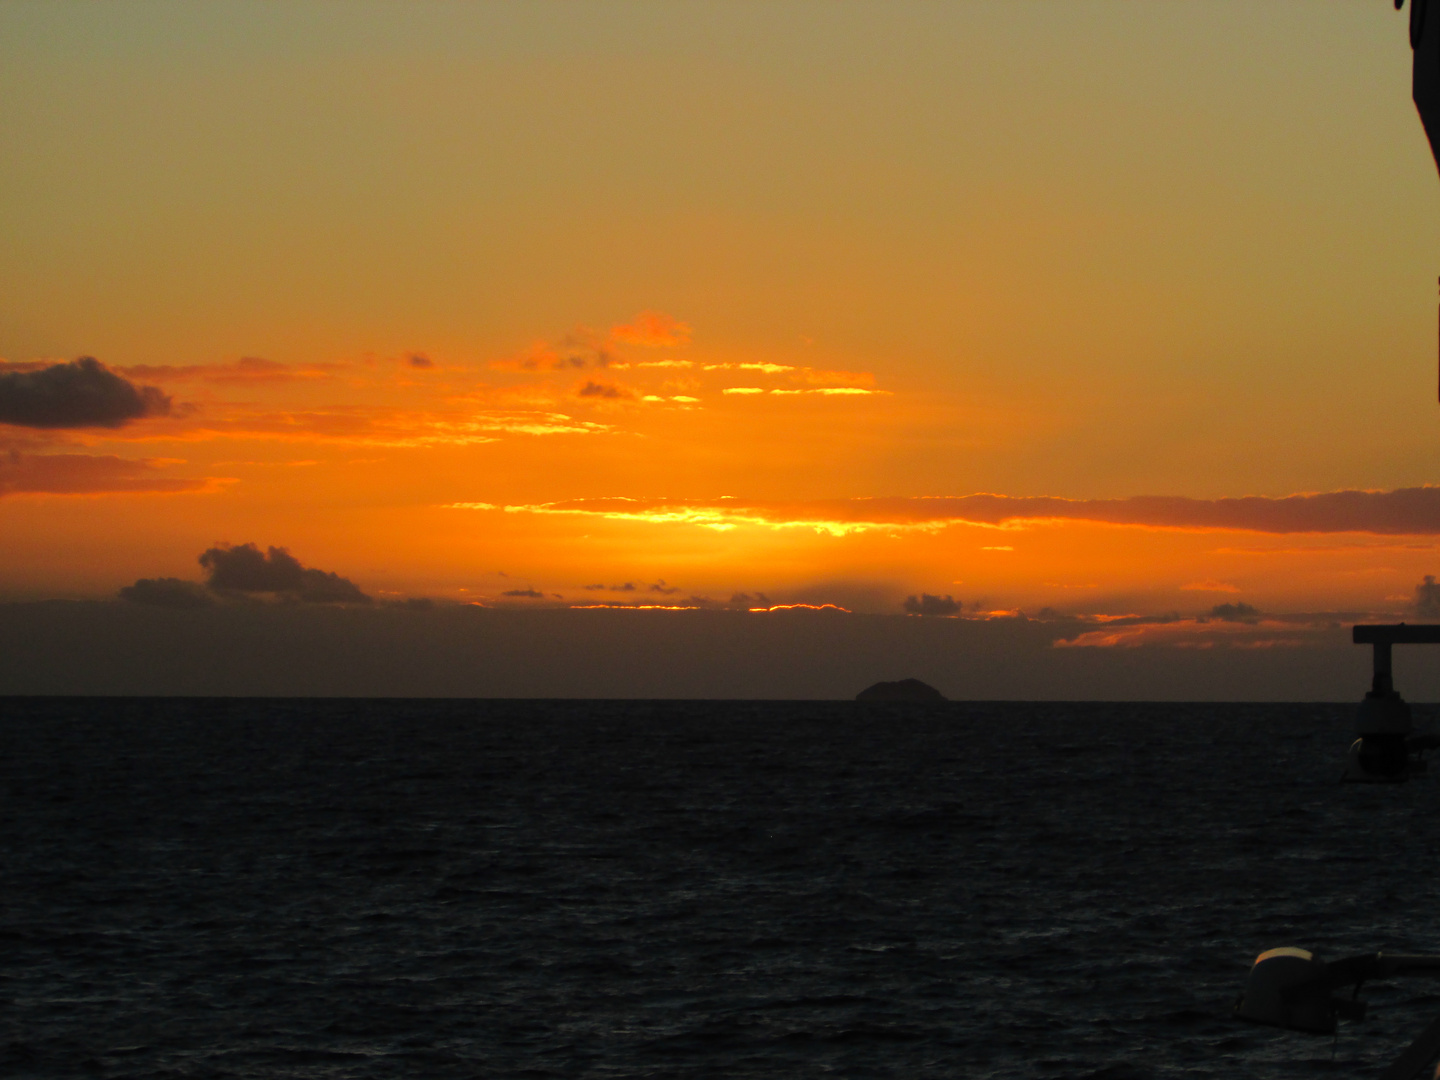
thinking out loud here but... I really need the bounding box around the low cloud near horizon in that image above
[200,543,370,604]
[0,600,1407,702]
[120,543,370,607]
[118,577,215,609]
[904,593,962,616]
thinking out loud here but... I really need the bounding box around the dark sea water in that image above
[4,699,1440,1079]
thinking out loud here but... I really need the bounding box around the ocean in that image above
[3,698,1439,1079]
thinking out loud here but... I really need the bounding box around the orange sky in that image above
[4,2,1440,653]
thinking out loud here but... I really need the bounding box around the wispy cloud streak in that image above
[445,487,1440,537]
[121,407,609,447]
[0,452,221,497]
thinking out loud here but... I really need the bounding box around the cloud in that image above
[903,593,962,616]
[1210,602,1260,623]
[570,602,704,611]
[389,597,434,610]
[749,602,851,613]
[502,588,545,598]
[610,311,692,348]
[407,354,433,369]
[795,368,876,388]
[199,543,370,603]
[115,357,334,385]
[447,487,1440,537]
[0,452,219,497]
[704,362,794,374]
[702,363,876,388]
[577,381,630,400]
[765,388,889,397]
[649,580,679,595]
[492,329,617,373]
[486,317,888,410]
[0,601,1377,699]
[118,577,215,609]
[136,405,609,447]
[120,554,373,610]
[1416,575,1440,618]
[0,357,170,428]
[1055,614,1316,650]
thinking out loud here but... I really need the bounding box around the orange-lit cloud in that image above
[484,317,886,411]
[794,368,877,388]
[446,488,1440,537]
[115,357,339,385]
[445,498,934,536]
[701,361,877,390]
[754,394,887,403]
[112,406,610,447]
[609,311,692,348]
[492,311,691,375]
[704,362,794,374]
[1054,617,1318,650]
[749,602,851,613]
[1181,580,1242,592]
[491,329,616,374]
[570,603,703,611]
[0,452,223,497]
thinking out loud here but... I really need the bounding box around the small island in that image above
[855,678,946,702]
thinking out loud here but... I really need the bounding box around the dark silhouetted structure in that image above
[1344,623,1440,782]
[1409,0,1440,172]
[1406,0,1440,397]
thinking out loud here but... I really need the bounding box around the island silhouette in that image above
[855,678,946,702]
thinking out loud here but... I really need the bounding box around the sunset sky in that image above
[5,2,1440,690]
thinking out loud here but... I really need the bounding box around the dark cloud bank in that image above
[117,577,214,609]
[0,603,1401,700]
[199,544,369,604]
[1418,576,1440,618]
[1210,602,1261,623]
[120,544,369,608]
[904,593,961,616]
[0,358,170,428]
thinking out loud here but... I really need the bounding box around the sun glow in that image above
[2,3,1435,664]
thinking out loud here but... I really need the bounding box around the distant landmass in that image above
[855,678,946,702]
